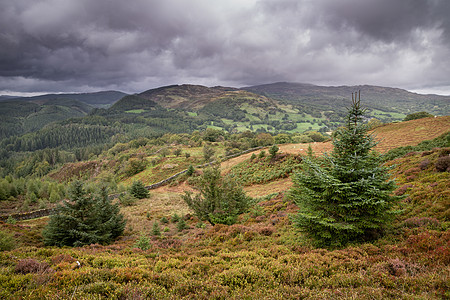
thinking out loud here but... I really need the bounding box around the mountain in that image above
[243,82,450,116]
[109,94,159,112]
[138,84,240,110]
[1,91,128,108]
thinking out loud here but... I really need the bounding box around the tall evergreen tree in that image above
[290,92,400,248]
[43,181,125,247]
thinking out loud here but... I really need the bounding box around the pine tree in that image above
[42,181,125,247]
[290,92,400,248]
[129,180,149,199]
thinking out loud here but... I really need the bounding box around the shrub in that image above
[129,181,149,199]
[404,111,434,121]
[269,145,279,158]
[171,213,180,223]
[15,259,51,274]
[402,217,440,229]
[0,230,15,251]
[203,145,215,162]
[124,157,148,176]
[182,166,251,226]
[435,156,450,172]
[152,221,161,236]
[160,216,169,224]
[173,148,182,157]
[134,232,151,250]
[258,150,266,159]
[186,165,195,176]
[119,193,137,206]
[177,218,187,231]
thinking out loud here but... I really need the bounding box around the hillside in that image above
[244,82,450,119]
[2,91,128,107]
[138,84,239,110]
[0,115,449,298]
[0,98,95,139]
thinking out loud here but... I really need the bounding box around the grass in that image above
[125,109,146,113]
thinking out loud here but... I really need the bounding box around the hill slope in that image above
[1,91,127,107]
[244,82,450,117]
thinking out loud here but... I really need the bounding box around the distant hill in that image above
[0,98,96,139]
[1,91,128,108]
[0,95,18,101]
[138,84,240,110]
[243,82,450,117]
[109,94,159,112]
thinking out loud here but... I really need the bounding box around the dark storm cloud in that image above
[0,0,449,94]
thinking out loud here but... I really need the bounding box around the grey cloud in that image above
[0,0,449,94]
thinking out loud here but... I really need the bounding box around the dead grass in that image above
[120,192,191,234]
[244,178,293,197]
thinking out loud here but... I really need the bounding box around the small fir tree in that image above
[269,145,279,158]
[182,166,251,225]
[134,232,151,250]
[177,218,187,231]
[186,165,195,176]
[290,92,401,248]
[43,181,126,247]
[129,180,149,199]
[151,221,161,236]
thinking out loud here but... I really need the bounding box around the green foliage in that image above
[152,221,161,236]
[119,193,137,206]
[134,232,151,250]
[173,148,182,157]
[404,111,434,121]
[6,216,16,224]
[291,93,401,248]
[123,157,148,176]
[229,154,302,185]
[177,218,187,231]
[186,165,195,176]
[383,131,450,161]
[203,145,215,162]
[171,213,180,223]
[258,150,266,159]
[269,145,279,158]
[0,230,15,251]
[129,181,149,199]
[182,166,251,225]
[42,181,126,247]
[160,216,169,224]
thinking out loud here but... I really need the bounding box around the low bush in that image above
[0,230,15,251]
[15,258,51,274]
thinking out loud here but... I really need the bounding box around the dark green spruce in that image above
[290,92,401,248]
[42,181,125,247]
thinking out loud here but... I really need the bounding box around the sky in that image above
[1,0,450,96]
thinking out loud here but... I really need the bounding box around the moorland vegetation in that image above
[0,91,449,298]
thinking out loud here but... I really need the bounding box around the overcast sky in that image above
[1,0,450,96]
